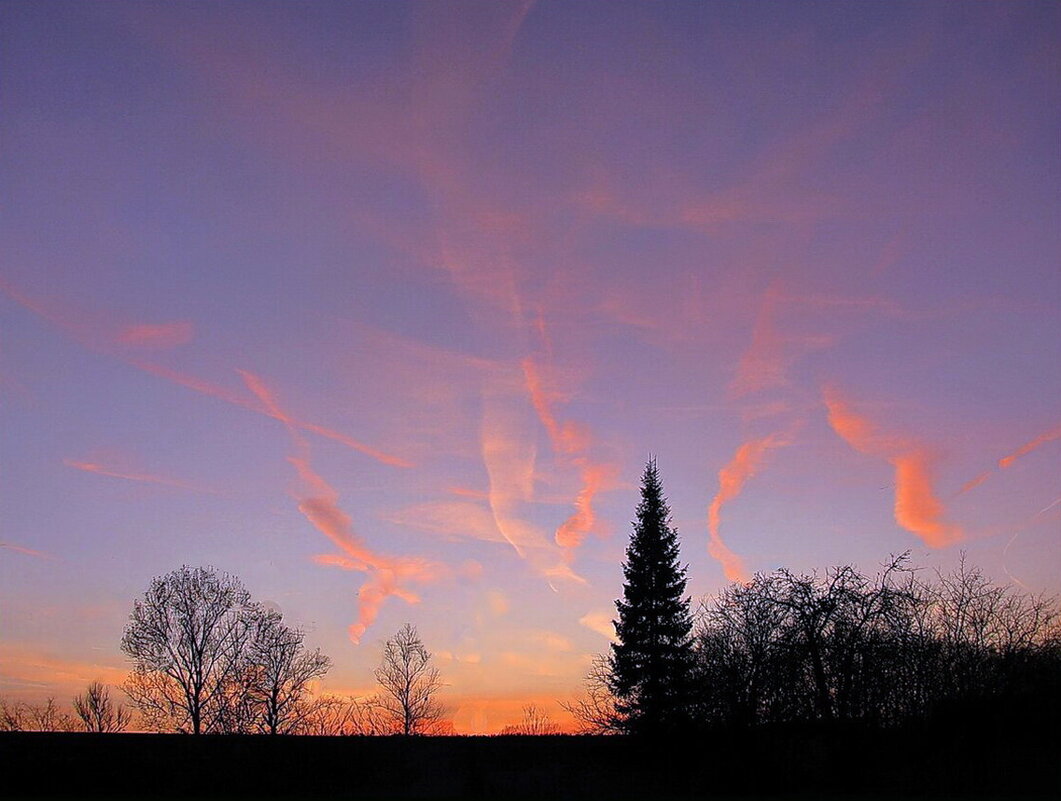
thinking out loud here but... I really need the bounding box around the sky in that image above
[1,0,1058,734]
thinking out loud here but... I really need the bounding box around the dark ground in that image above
[2,722,1058,801]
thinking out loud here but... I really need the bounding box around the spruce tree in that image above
[609,459,695,734]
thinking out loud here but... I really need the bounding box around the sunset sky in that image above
[1,0,1058,733]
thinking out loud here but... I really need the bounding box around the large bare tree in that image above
[374,624,445,735]
[120,565,259,734]
[73,681,131,732]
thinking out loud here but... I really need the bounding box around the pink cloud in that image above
[63,458,210,493]
[521,357,617,559]
[239,369,443,643]
[114,321,194,349]
[957,423,1061,497]
[823,386,963,549]
[1,276,411,470]
[479,370,586,587]
[0,542,55,560]
[998,424,1061,470]
[707,433,789,583]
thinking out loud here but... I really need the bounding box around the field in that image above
[3,722,1058,801]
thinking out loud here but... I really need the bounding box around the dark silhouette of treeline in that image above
[572,555,1061,738]
[570,461,1060,738]
[689,555,1061,731]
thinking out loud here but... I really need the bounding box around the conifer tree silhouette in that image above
[609,459,695,734]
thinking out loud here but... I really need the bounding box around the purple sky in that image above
[1,0,1058,733]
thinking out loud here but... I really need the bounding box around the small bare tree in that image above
[499,703,561,735]
[72,681,131,732]
[0,696,27,731]
[248,610,332,734]
[25,698,76,731]
[298,695,392,736]
[562,655,623,734]
[374,624,446,735]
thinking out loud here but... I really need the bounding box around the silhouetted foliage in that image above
[692,553,1061,729]
[73,681,130,733]
[607,460,695,734]
[375,623,446,735]
[573,541,1059,740]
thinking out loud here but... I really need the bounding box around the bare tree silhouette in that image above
[692,553,1060,728]
[375,624,446,735]
[499,703,561,735]
[0,696,27,731]
[297,695,391,735]
[563,655,623,734]
[73,681,131,732]
[248,610,331,735]
[121,566,259,734]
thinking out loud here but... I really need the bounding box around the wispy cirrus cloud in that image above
[382,499,507,545]
[999,425,1061,469]
[957,423,1061,497]
[0,542,55,560]
[707,432,790,583]
[0,275,193,352]
[521,357,617,560]
[730,285,898,401]
[0,276,411,469]
[823,385,963,549]
[579,611,617,643]
[134,360,413,468]
[238,369,443,643]
[63,458,211,493]
[480,369,586,587]
[113,321,194,349]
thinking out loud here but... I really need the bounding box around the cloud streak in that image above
[0,542,55,560]
[479,371,586,587]
[239,369,442,643]
[823,386,963,548]
[63,458,210,493]
[957,423,1061,497]
[998,425,1061,470]
[707,433,788,583]
[0,276,411,469]
[521,357,615,561]
[130,360,414,468]
[114,321,194,349]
